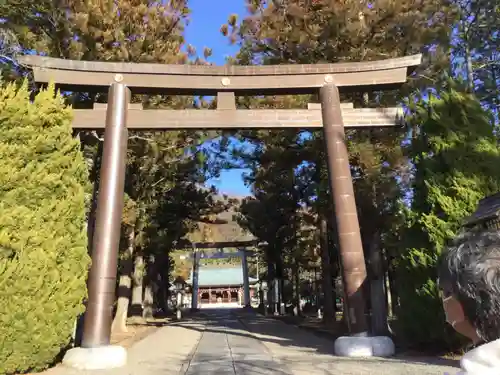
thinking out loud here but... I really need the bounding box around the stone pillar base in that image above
[62,345,127,370]
[334,335,395,357]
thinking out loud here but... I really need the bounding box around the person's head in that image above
[438,230,500,344]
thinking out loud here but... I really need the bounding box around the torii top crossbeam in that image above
[188,240,264,249]
[19,54,421,95]
[19,54,421,130]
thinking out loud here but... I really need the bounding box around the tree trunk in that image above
[369,232,388,335]
[293,258,301,316]
[155,254,169,315]
[320,216,335,326]
[267,261,274,315]
[384,263,392,318]
[142,255,156,319]
[327,226,338,313]
[387,254,399,316]
[111,227,134,333]
[489,68,499,125]
[465,44,474,93]
[279,277,285,314]
[157,275,168,315]
[130,253,144,317]
[87,141,103,253]
[462,21,474,93]
[143,283,154,319]
[275,254,284,315]
[274,278,280,315]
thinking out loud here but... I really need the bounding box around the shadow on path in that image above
[172,308,461,371]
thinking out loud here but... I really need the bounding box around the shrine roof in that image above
[463,192,500,227]
[187,267,258,287]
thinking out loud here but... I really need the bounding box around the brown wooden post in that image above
[81,83,130,348]
[319,83,369,335]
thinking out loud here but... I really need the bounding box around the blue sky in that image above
[185,0,251,197]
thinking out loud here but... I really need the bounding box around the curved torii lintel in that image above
[18,54,422,95]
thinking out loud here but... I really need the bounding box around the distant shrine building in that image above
[187,267,259,308]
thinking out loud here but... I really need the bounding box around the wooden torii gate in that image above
[20,54,420,361]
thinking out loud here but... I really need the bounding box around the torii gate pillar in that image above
[241,250,251,307]
[320,84,395,357]
[63,83,129,369]
[191,251,201,310]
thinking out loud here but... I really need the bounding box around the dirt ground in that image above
[110,317,169,348]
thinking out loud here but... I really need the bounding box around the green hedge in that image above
[0,83,90,374]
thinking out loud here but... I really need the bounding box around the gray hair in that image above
[438,230,500,342]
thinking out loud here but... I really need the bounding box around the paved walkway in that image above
[235,310,461,375]
[44,309,462,375]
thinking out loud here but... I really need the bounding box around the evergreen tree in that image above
[451,0,499,123]
[396,79,500,349]
[223,0,454,329]
[3,0,222,327]
[0,29,22,82]
[0,83,90,374]
[235,128,310,311]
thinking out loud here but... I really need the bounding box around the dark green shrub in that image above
[0,83,90,374]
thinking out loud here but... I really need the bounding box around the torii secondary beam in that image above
[72,107,403,129]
